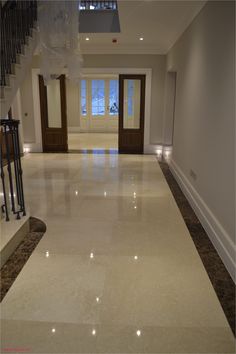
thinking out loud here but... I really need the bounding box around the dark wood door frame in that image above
[118,74,146,154]
[39,75,68,153]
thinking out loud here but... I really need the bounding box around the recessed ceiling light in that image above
[85,37,90,41]
[139,37,144,41]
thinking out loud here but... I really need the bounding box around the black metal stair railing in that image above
[0,0,37,87]
[0,119,26,221]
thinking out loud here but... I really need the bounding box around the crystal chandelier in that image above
[38,0,82,85]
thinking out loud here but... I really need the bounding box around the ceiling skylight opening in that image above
[139,37,144,41]
[79,0,120,33]
[79,1,117,11]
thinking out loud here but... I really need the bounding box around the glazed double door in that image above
[80,77,119,133]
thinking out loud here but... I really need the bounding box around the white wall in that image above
[11,90,24,153]
[162,72,176,146]
[167,1,235,279]
[20,69,36,143]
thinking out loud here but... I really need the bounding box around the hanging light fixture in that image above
[38,0,82,85]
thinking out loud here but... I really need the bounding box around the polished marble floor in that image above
[68,133,118,150]
[1,153,235,353]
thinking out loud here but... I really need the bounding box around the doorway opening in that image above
[39,72,146,154]
[68,75,119,152]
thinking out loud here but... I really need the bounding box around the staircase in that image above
[0,1,39,263]
[0,0,38,118]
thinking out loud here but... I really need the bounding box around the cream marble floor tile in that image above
[0,253,230,328]
[34,218,193,257]
[1,153,235,353]
[68,133,118,150]
[1,320,234,353]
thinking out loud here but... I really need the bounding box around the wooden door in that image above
[118,75,145,154]
[39,75,68,152]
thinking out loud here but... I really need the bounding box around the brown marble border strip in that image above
[0,217,46,302]
[158,159,235,337]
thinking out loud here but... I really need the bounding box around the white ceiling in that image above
[80,0,206,54]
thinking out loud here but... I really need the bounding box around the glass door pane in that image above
[109,79,119,115]
[46,80,62,128]
[123,79,141,129]
[91,80,105,116]
[81,79,87,116]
